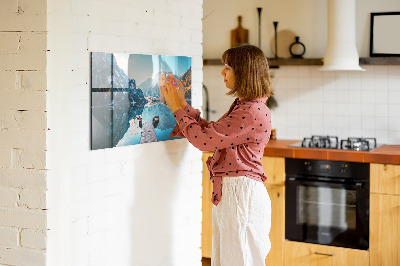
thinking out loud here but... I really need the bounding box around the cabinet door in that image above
[261,156,285,185]
[370,193,400,266]
[202,152,213,258]
[284,241,369,266]
[370,163,400,195]
[264,185,284,266]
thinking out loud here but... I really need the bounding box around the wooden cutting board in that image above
[231,16,249,48]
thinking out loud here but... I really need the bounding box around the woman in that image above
[161,44,273,266]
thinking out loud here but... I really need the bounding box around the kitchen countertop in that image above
[263,139,400,165]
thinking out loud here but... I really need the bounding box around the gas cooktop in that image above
[289,135,382,151]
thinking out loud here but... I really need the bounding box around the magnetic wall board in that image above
[90,52,192,150]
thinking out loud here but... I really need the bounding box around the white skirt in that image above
[212,176,271,266]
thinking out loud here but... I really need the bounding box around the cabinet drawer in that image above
[284,241,369,266]
[370,163,400,195]
[262,156,285,185]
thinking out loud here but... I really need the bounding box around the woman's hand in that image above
[170,76,187,108]
[161,77,185,113]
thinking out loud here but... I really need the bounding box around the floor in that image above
[202,257,211,266]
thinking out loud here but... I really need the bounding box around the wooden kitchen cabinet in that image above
[370,163,400,195]
[202,152,213,258]
[284,241,369,266]
[261,156,285,186]
[264,184,285,266]
[262,156,285,266]
[370,163,400,266]
[201,154,286,266]
[370,193,400,266]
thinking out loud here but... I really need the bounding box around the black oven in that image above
[285,158,369,250]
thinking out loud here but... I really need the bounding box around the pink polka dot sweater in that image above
[169,97,271,206]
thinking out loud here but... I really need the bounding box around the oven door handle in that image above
[287,177,364,189]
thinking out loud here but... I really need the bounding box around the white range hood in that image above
[320,0,365,71]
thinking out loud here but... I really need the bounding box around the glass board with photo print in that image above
[90,52,192,150]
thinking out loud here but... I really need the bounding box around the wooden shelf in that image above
[203,57,400,67]
[203,58,323,67]
[202,59,223,66]
[359,57,400,65]
[268,58,322,67]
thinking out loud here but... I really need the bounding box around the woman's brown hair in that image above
[221,44,273,99]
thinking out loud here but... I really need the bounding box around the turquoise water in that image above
[116,125,179,147]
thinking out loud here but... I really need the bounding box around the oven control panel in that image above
[286,158,369,180]
[318,162,331,173]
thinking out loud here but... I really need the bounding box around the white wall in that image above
[203,0,400,58]
[204,0,326,59]
[0,0,48,265]
[203,0,400,145]
[271,65,400,144]
[204,65,400,144]
[47,0,203,266]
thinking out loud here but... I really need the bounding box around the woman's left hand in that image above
[161,78,184,113]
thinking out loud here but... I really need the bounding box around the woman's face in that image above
[220,64,235,89]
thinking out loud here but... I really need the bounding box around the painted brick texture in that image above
[2,0,203,265]
[21,229,47,250]
[46,0,203,266]
[0,227,19,247]
[0,0,48,265]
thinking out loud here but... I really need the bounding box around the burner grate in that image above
[301,135,339,149]
[296,136,378,151]
[340,137,377,151]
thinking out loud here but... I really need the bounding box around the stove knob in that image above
[340,164,347,174]
[305,162,312,171]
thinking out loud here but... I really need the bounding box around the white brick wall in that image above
[0,0,48,265]
[0,187,19,208]
[47,1,203,266]
[0,227,19,247]
[0,247,46,266]
[21,229,47,250]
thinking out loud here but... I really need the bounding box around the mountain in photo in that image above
[138,78,160,98]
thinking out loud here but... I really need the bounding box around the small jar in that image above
[270,129,277,140]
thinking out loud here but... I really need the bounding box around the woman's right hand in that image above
[168,76,187,108]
